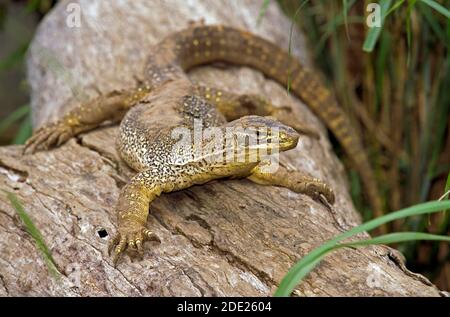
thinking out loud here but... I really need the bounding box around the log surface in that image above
[0,0,442,296]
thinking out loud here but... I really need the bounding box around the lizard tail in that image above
[163,25,383,217]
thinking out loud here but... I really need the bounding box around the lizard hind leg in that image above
[247,164,335,206]
[194,85,320,139]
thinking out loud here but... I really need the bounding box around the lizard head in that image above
[226,115,300,156]
[192,116,299,175]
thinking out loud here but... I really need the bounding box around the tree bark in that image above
[0,0,443,296]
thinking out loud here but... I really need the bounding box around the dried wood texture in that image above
[0,0,443,296]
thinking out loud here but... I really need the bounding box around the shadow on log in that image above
[0,0,443,296]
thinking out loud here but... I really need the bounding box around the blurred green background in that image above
[0,0,449,291]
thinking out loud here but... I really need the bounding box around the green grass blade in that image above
[405,0,418,66]
[287,0,310,94]
[421,0,450,19]
[278,232,450,296]
[315,1,361,55]
[274,200,450,296]
[418,1,446,43]
[257,0,271,26]
[26,0,41,12]
[342,0,350,39]
[0,42,29,71]
[438,173,450,232]
[12,115,33,145]
[375,31,391,111]
[363,0,393,52]
[25,0,53,13]
[441,171,450,209]
[0,104,29,136]
[386,0,405,16]
[2,190,61,279]
[444,173,450,201]
[342,232,450,247]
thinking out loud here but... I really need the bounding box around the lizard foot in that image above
[24,121,74,154]
[108,222,160,266]
[297,178,335,205]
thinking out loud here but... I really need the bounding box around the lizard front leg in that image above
[24,86,151,154]
[109,166,214,265]
[109,171,162,265]
[194,85,320,139]
[247,164,335,205]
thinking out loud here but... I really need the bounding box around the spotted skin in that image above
[24,24,380,264]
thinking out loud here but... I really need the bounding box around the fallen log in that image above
[0,0,443,296]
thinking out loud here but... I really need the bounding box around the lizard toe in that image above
[303,179,335,205]
[135,238,144,256]
[142,228,160,243]
[108,226,160,266]
[24,127,53,154]
[111,235,127,267]
[23,122,73,155]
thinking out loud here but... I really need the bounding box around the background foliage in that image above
[276,0,449,291]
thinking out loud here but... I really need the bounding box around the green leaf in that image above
[274,200,450,296]
[287,0,310,94]
[2,190,61,279]
[421,0,450,19]
[343,0,350,39]
[315,0,360,51]
[26,0,42,13]
[0,42,29,71]
[386,0,406,16]
[438,173,450,232]
[342,232,450,247]
[417,1,446,43]
[13,115,33,145]
[257,0,271,26]
[0,104,30,136]
[442,172,450,213]
[444,173,450,201]
[405,0,418,66]
[283,232,450,296]
[363,0,393,52]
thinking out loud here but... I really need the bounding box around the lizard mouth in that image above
[231,118,300,154]
[244,125,299,155]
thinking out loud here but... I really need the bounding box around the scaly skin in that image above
[23,24,379,264]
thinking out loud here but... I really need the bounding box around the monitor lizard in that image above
[24,25,381,265]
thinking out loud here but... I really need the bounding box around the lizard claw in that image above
[108,225,160,266]
[23,121,74,155]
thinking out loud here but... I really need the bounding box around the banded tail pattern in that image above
[160,25,382,216]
